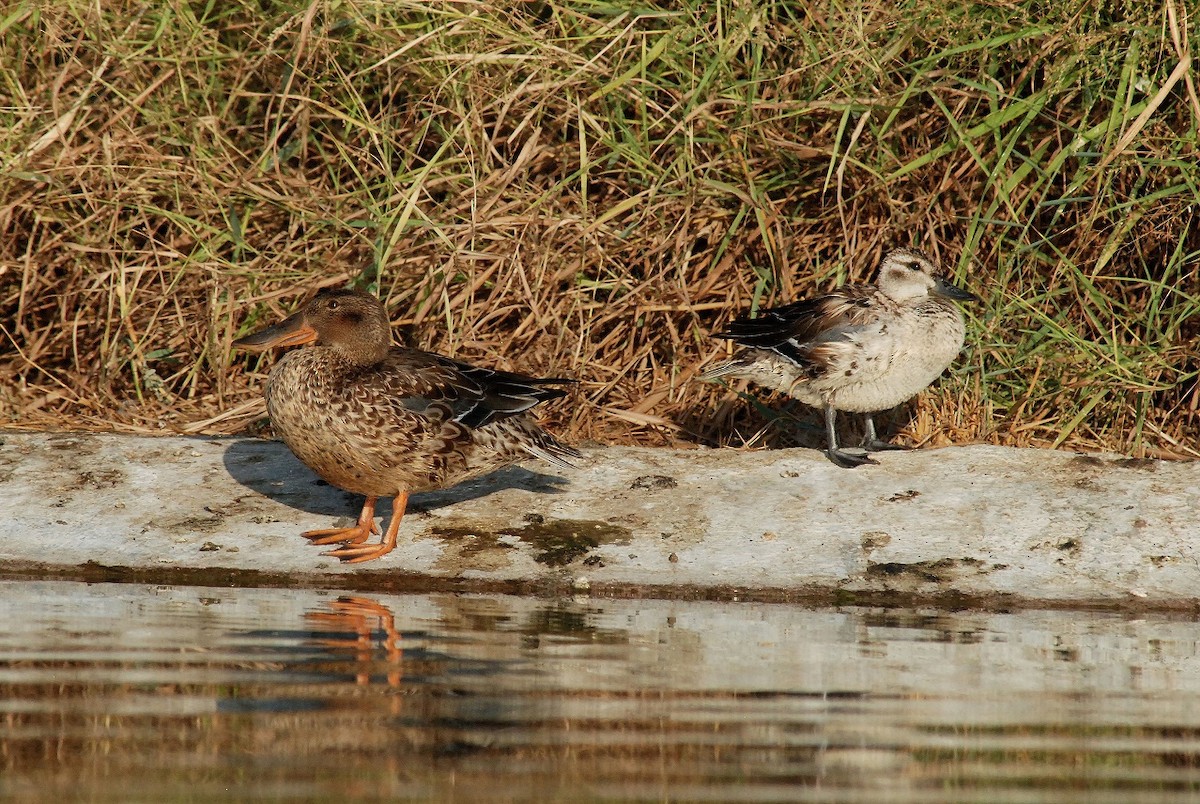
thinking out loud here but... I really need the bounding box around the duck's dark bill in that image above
[233,313,318,351]
[933,278,978,303]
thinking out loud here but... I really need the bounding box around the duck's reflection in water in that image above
[304,596,403,689]
[4,582,1199,800]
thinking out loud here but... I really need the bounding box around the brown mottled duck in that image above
[233,289,580,563]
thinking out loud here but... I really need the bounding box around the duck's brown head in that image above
[233,289,391,366]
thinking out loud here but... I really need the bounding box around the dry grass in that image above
[2,0,1198,457]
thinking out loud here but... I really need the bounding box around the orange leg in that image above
[302,496,381,546]
[323,490,409,564]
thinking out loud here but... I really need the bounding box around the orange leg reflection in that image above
[305,596,403,688]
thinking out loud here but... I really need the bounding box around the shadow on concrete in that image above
[675,392,917,452]
[220,437,574,523]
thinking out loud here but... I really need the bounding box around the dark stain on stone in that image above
[431,529,519,560]
[861,531,891,552]
[1149,555,1177,567]
[885,490,920,502]
[48,436,92,452]
[433,518,631,567]
[523,519,631,566]
[167,515,224,534]
[630,475,678,491]
[1068,455,1158,473]
[1057,538,1081,555]
[67,468,124,491]
[866,557,986,583]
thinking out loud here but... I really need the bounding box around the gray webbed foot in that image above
[825,448,879,469]
[859,414,906,454]
[861,438,908,453]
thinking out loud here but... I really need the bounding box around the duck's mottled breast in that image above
[263,348,469,497]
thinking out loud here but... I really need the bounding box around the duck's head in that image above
[875,247,978,304]
[234,289,391,366]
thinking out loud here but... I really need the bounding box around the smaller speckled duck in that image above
[234,289,580,563]
[703,247,977,468]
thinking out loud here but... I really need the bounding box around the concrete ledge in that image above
[1,431,1196,607]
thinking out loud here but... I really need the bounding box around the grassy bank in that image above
[1,0,1198,457]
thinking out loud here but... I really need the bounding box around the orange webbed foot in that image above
[302,519,381,545]
[322,491,408,564]
[323,541,397,563]
[301,496,380,546]
[302,522,378,546]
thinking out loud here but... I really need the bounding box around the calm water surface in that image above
[2,581,1199,802]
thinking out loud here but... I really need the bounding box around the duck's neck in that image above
[328,339,390,368]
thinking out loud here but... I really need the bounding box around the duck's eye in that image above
[327,299,340,311]
[909,261,922,271]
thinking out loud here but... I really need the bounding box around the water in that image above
[1,581,1199,802]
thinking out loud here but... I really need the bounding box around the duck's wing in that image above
[712,285,885,364]
[368,349,575,430]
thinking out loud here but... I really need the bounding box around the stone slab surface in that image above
[1,431,1196,606]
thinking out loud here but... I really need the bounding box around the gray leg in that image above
[861,414,908,452]
[824,405,877,468]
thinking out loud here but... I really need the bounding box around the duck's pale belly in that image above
[733,311,965,413]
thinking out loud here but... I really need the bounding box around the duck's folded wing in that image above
[371,350,574,429]
[713,285,884,363]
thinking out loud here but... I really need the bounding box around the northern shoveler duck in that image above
[703,247,977,468]
[234,289,580,563]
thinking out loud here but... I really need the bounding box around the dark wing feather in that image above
[365,349,574,429]
[433,355,575,428]
[712,285,883,363]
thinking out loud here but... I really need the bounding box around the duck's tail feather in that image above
[521,433,583,470]
[475,415,582,471]
[699,359,743,382]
